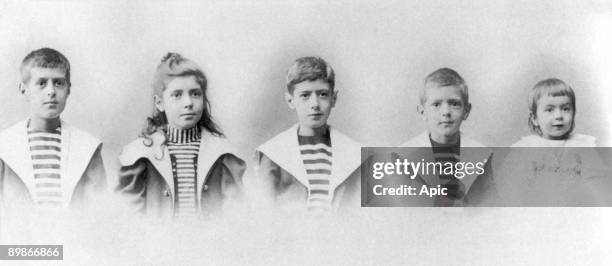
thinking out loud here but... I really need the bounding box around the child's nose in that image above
[440,103,451,115]
[183,95,194,107]
[310,96,320,109]
[45,84,56,97]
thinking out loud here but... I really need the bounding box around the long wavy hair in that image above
[141,52,224,149]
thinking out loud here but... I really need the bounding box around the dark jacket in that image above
[255,124,362,212]
[116,130,245,218]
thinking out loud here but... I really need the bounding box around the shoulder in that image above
[329,126,362,149]
[0,119,27,142]
[399,131,429,147]
[460,134,487,147]
[202,131,245,163]
[203,131,238,153]
[0,120,26,160]
[119,132,164,166]
[567,133,597,147]
[256,124,298,155]
[63,121,102,147]
[511,135,542,147]
[329,126,363,164]
[220,153,246,168]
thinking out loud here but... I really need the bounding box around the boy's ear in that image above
[285,92,295,110]
[18,82,26,95]
[153,95,164,112]
[331,90,338,108]
[462,103,472,120]
[417,104,425,120]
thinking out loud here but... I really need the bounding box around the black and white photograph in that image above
[0,0,611,264]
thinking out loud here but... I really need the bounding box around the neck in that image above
[430,132,459,145]
[29,117,60,131]
[168,124,197,131]
[545,134,569,141]
[167,124,201,143]
[298,124,328,137]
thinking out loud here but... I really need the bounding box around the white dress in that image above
[511,133,597,147]
[495,133,609,206]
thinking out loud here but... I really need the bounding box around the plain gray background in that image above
[1,0,611,264]
[1,0,610,174]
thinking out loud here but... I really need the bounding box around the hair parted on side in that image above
[20,47,71,86]
[141,52,223,147]
[527,78,576,137]
[420,68,469,105]
[286,57,335,94]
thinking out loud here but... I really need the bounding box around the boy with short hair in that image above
[256,57,362,213]
[0,48,107,213]
[401,68,491,206]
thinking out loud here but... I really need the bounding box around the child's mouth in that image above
[308,114,324,121]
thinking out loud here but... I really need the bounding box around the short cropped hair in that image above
[286,57,335,94]
[420,68,468,105]
[20,48,71,86]
[527,78,576,136]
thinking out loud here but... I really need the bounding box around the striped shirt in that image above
[429,137,465,206]
[298,130,333,212]
[167,126,201,218]
[28,126,63,208]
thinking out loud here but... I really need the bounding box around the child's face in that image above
[286,79,337,133]
[21,67,70,120]
[155,76,204,130]
[418,86,470,142]
[532,95,574,140]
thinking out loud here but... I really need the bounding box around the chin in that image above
[313,122,328,129]
[183,123,198,129]
[549,133,566,138]
[301,121,319,128]
[443,131,460,138]
[42,114,61,120]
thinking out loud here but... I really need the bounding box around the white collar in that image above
[0,119,101,205]
[400,131,486,148]
[119,129,240,203]
[398,130,491,191]
[256,124,363,190]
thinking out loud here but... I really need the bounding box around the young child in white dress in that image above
[497,78,606,206]
[512,78,596,147]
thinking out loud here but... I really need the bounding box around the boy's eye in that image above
[38,80,47,87]
[171,91,182,98]
[191,90,203,97]
[54,80,65,87]
[563,107,571,112]
[300,93,309,98]
[545,108,553,112]
[432,102,440,107]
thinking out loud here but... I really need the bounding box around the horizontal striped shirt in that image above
[430,137,464,206]
[28,126,63,208]
[167,125,201,219]
[298,129,333,213]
